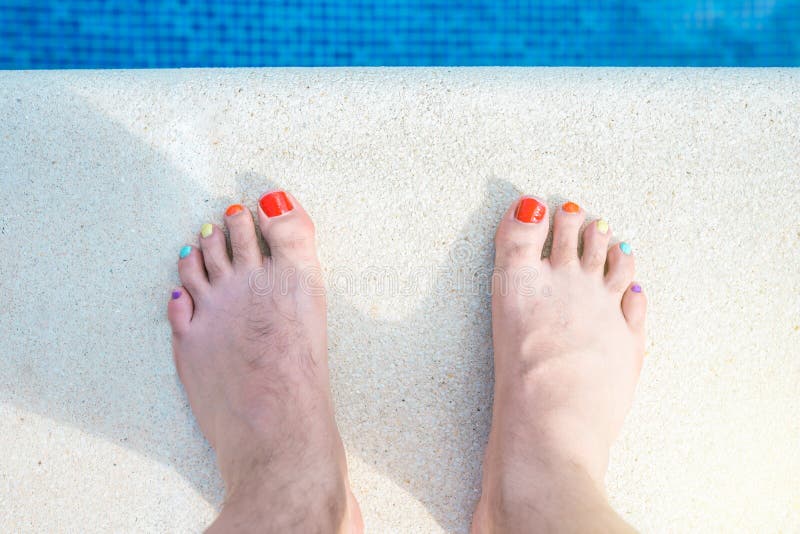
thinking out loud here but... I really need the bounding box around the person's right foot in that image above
[168,191,362,533]
[473,197,647,533]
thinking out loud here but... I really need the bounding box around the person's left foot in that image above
[472,197,646,532]
[168,191,362,533]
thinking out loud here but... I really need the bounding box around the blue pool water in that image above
[1,1,799,68]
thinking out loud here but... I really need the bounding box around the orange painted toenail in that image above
[225,204,244,216]
[516,197,546,223]
[260,191,294,217]
[562,201,580,213]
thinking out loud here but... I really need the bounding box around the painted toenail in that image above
[562,201,580,213]
[171,290,182,300]
[597,219,609,234]
[260,191,294,218]
[631,283,642,293]
[515,197,546,223]
[179,245,192,259]
[200,223,213,238]
[225,204,244,216]
[620,242,632,255]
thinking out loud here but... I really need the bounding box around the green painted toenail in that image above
[179,245,192,259]
[619,242,632,255]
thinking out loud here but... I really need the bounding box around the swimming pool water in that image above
[2,1,799,68]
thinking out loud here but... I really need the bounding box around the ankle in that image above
[211,471,351,533]
[487,401,611,487]
[475,454,632,534]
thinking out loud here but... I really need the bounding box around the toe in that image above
[549,201,585,267]
[621,282,647,331]
[198,223,232,281]
[494,196,550,270]
[167,286,194,336]
[178,245,210,297]
[224,203,263,270]
[257,190,318,269]
[581,218,611,273]
[605,241,635,293]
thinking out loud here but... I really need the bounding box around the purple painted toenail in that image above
[631,284,642,293]
[171,290,181,300]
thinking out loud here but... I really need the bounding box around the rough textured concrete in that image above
[0,69,798,533]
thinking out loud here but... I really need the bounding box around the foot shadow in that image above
[0,84,226,506]
[323,177,521,531]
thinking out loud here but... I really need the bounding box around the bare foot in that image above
[167,191,362,533]
[473,198,647,533]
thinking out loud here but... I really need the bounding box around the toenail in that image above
[225,204,244,216]
[260,191,294,217]
[200,223,213,238]
[179,245,192,259]
[597,219,609,234]
[620,242,632,255]
[515,197,546,223]
[562,201,580,213]
[171,289,182,299]
[631,283,642,293]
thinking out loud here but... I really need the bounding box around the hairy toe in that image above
[224,203,263,270]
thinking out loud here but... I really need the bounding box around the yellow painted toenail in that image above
[597,219,608,234]
[200,223,213,238]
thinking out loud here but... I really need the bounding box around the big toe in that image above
[257,190,319,270]
[494,196,550,271]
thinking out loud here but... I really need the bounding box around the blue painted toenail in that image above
[619,242,632,255]
[179,245,192,259]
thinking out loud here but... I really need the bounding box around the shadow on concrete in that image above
[0,80,522,532]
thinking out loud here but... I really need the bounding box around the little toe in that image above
[605,241,635,293]
[494,196,550,270]
[549,201,585,267]
[621,282,647,331]
[257,190,319,269]
[167,286,194,336]
[224,203,263,270]
[178,245,210,297]
[581,219,611,273]
[198,223,232,281]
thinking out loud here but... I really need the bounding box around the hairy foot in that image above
[473,198,647,533]
[168,191,362,533]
